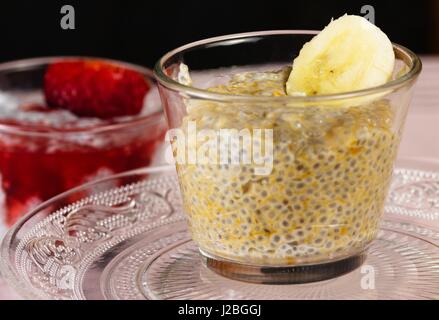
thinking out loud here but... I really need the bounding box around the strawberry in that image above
[44,60,149,118]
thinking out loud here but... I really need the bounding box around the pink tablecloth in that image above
[398,56,439,160]
[0,56,438,300]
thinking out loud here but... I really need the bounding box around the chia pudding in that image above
[174,67,398,266]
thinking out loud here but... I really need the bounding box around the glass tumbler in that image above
[154,31,422,284]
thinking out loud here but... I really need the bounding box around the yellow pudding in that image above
[174,67,398,265]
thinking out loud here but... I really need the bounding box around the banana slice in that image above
[286,15,395,96]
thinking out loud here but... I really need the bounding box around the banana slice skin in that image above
[286,15,395,96]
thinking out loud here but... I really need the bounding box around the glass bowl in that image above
[0,57,167,227]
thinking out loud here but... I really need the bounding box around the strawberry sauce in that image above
[0,119,165,226]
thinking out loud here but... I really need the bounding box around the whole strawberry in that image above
[44,60,149,118]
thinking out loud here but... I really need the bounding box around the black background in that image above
[0,0,437,68]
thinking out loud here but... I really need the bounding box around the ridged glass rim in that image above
[154,30,422,102]
[0,56,164,138]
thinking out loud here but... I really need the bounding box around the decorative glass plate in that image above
[1,164,438,300]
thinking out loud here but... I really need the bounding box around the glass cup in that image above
[154,31,422,284]
[0,57,167,228]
